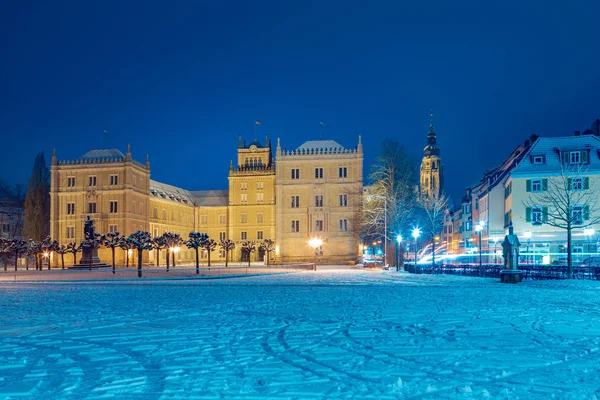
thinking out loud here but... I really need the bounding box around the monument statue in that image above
[84,215,96,240]
[500,222,523,283]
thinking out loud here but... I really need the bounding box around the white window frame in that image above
[316,220,324,232]
[570,151,581,164]
[533,156,544,164]
[241,193,248,202]
[531,206,543,225]
[88,176,96,186]
[257,230,264,240]
[257,213,264,223]
[257,182,264,190]
[241,213,248,223]
[571,177,584,191]
[315,195,323,207]
[531,179,543,193]
[110,175,118,185]
[109,201,118,213]
[257,193,264,202]
[241,231,247,240]
[315,167,323,179]
[571,205,584,225]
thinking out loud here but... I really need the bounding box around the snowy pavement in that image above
[1,270,600,399]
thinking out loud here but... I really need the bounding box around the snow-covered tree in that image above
[152,235,167,268]
[163,232,183,269]
[186,232,207,275]
[102,231,124,274]
[54,243,69,270]
[10,239,28,271]
[119,238,134,268]
[219,239,235,267]
[126,231,153,278]
[201,237,217,268]
[0,238,10,272]
[241,241,256,272]
[40,236,58,270]
[259,239,275,266]
[66,242,82,267]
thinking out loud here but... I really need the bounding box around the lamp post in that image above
[475,221,484,268]
[369,195,387,266]
[396,235,402,271]
[308,237,323,271]
[523,231,532,265]
[412,228,421,267]
[584,228,595,256]
[492,236,499,265]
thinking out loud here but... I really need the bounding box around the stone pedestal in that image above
[500,269,523,284]
[79,247,101,265]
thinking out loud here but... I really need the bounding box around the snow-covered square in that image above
[1,269,600,399]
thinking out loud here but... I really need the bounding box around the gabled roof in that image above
[296,140,345,151]
[511,135,600,176]
[189,190,229,207]
[78,149,125,160]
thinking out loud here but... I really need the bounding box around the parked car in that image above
[581,257,600,268]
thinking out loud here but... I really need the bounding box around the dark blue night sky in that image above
[1,1,599,202]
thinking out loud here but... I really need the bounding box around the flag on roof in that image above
[255,120,261,125]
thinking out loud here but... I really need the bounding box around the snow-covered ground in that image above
[1,270,600,399]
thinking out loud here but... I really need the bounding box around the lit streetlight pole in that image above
[492,236,499,265]
[396,235,402,271]
[475,221,484,268]
[523,231,532,265]
[412,228,421,267]
[369,195,387,266]
[309,237,323,271]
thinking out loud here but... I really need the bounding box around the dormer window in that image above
[570,151,581,164]
[532,155,545,164]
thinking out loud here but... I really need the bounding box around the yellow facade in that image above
[50,135,363,266]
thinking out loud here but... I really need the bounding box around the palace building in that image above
[49,136,363,265]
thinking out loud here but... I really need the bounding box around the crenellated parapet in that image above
[280,146,358,156]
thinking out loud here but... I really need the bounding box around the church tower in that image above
[420,122,443,198]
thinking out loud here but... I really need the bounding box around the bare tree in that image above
[220,239,235,267]
[259,239,275,266]
[419,192,449,266]
[23,153,50,242]
[186,232,207,275]
[524,164,600,278]
[364,139,418,265]
[126,231,153,278]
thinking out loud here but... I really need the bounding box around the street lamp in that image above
[492,236,499,265]
[170,246,181,267]
[475,221,485,268]
[308,237,323,271]
[369,195,387,266]
[396,234,402,271]
[523,230,532,265]
[412,228,421,267]
[584,228,595,256]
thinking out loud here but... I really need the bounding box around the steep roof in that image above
[78,149,125,160]
[296,140,345,151]
[149,180,195,205]
[189,190,229,207]
[511,135,600,177]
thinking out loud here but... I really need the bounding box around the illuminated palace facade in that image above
[49,136,363,265]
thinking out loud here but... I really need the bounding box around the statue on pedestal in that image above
[500,221,523,283]
[84,216,95,240]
